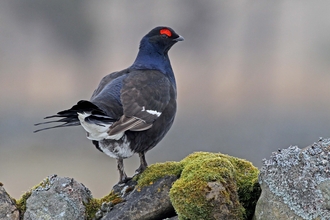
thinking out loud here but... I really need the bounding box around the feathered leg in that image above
[117,158,129,183]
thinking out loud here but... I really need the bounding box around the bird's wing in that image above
[108,69,172,136]
[90,69,131,119]
[91,69,130,100]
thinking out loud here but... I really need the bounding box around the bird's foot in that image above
[112,177,137,197]
[117,176,132,185]
[134,165,147,175]
[134,152,148,176]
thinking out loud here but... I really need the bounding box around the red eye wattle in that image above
[160,29,172,37]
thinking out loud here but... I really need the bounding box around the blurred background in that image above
[1,1,330,199]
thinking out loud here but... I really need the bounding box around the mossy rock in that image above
[135,152,260,220]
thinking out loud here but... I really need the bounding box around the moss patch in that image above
[230,157,261,218]
[85,191,123,219]
[166,152,260,220]
[15,191,32,216]
[135,161,183,188]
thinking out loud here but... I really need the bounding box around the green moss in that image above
[230,157,260,218]
[85,191,123,219]
[171,180,211,220]
[135,161,183,188]
[15,191,32,215]
[169,152,260,220]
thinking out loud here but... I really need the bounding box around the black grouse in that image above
[35,26,183,183]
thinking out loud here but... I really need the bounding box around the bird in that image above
[34,26,183,184]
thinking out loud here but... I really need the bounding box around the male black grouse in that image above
[35,26,183,183]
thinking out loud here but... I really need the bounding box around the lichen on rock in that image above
[256,138,330,220]
[23,174,92,220]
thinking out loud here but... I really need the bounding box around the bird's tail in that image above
[34,100,111,133]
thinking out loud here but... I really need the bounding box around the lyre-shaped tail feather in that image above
[34,100,107,133]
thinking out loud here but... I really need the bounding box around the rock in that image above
[254,182,305,220]
[23,174,92,220]
[169,152,260,220]
[0,184,19,220]
[255,138,330,220]
[101,175,178,220]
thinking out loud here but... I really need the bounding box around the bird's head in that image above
[132,26,183,77]
[140,26,184,54]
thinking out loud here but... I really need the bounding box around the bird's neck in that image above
[131,41,176,88]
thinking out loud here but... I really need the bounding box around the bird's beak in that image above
[174,35,184,42]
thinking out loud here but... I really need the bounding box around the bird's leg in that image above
[135,152,148,175]
[117,158,129,183]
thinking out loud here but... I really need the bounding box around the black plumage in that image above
[35,26,183,183]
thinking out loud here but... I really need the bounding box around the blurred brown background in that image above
[1,1,330,199]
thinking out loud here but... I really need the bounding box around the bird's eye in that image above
[161,34,169,39]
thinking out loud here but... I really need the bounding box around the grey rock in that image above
[0,185,19,220]
[23,174,92,220]
[318,180,330,210]
[254,181,304,220]
[255,138,330,220]
[102,175,178,220]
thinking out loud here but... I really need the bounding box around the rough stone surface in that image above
[24,175,92,220]
[254,182,304,220]
[101,175,178,220]
[0,185,19,220]
[255,138,330,220]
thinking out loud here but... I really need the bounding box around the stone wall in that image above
[2,139,330,220]
[0,152,260,220]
